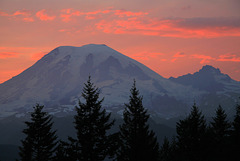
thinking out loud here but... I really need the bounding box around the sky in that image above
[0,0,240,83]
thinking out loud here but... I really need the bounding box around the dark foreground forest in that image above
[9,77,240,161]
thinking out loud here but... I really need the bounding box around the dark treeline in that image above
[18,77,240,161]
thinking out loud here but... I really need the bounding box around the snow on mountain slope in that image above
[0,44,196,118]
[169,65,240,116]
[169,65,240,93]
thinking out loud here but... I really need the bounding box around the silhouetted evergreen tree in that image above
[176,103,207,161]
[231,99,240,160]
[73,76,116,161]
[19,104,57,161]
[117,80,159,161]
[209,105,231,161]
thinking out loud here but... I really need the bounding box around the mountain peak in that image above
[48,44,120,59]
[169,65,237,93]
[56,44,107,49]
[55,44,109,51]
[199,65,221,74]
[1,44,178,117]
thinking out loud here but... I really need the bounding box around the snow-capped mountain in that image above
[0,44,195,118]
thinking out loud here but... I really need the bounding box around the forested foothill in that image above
[3,77,240,161]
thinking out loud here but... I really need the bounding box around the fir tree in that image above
[211,105,231,139]
[19,104,57,161]
[117,80,159,161]
[73,76,116,161]
[209,105,231,161]
[176,103,207,161]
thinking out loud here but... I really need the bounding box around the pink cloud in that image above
[60,8,148,22]
[0,52,19,59]
[173,52,186,58]
[60,9,82,22]
[23,17,34,22]
[60,9,112,22]
[13,10,31,16]
[0,10,34,22]
[217,53,240,62]
[191,54,216,64]
[2,8,240,38]
[0,11,10,16]
[115,10,148,17]
[161,59,167,62]
[171,52,186,62]
[58,29,66,32]
[0,46,36,52]
[36,9,56,21]
[85,9,111,15]
[95,16,240,38]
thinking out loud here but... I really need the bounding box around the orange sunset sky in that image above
[1,0,240,83]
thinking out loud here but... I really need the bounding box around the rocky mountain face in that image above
[169,65,240,116]
[169,65,239,93]
[0,44,239,118]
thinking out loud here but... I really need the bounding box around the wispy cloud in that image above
[60,8,112,22]
[0,9,35,22]
[13,10,31,16]
[0,11,10,17]
[0,52,19,59]
[0,46,36,51]
[191,54,216,64]
[95,16,240,38]
[217,53,240,62]
[36,9,56,21]
[23,17,34,22]
[59,8,147,22]
[171,52,186,62]
[114,10,148,17]
[1,8,240,38]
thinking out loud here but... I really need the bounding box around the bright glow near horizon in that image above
[0,0,240,83]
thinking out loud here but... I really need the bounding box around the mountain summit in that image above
[0,44,192,118]
[169,65,239,93]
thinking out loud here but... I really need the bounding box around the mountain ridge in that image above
[0,44,239,118]
[169,65,240,93]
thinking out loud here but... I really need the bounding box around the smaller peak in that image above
[202,65,216,70]
[200,65,220,73]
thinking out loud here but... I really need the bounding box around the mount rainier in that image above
[0,44,239,118]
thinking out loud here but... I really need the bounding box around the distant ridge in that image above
[169,65,239,93]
